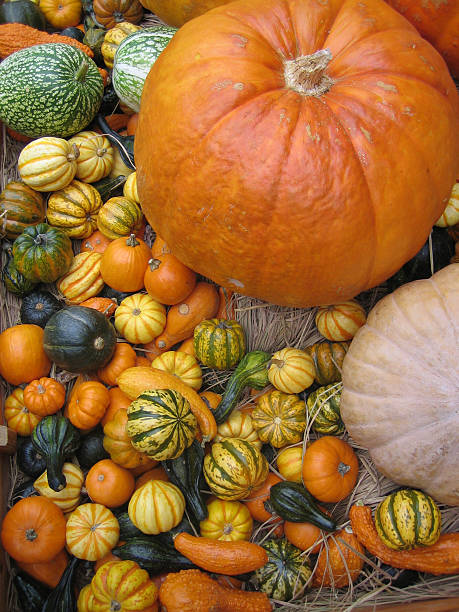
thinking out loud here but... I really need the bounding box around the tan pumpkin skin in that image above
[341,264,459,505]
[135,0,459,307]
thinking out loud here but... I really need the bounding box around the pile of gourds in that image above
[0,0,458,610]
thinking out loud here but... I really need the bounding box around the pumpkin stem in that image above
[93,336,106,351]
[75,59,90,83]
[126,233,139,247]
[284,49,333,97]
[25,528,38,542]
[223,523,234,535]
[338,461,351,476]
[269,358,285,369]
[110,602,122,612]
[37,384,46,394]
[67,143,80,162]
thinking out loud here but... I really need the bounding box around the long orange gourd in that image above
[173,533,268,575]
[349,504,459,575]
[117,366,217,441]
[159,569,272,612]
[0,23,94,59]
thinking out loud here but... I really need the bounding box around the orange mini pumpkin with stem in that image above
[312,526,365,588]
[68,380,110,430]
[4,387,42,436]
[1,497,66,563]
[80,230,112,255]
[23,377,66,417]
[85,459,135,508]
[100,233,151,293]
[151,234,171,258]
[0,324,51,386]
[302,436,359,503]
[144,253,197,306]
[39,0,82,28]
[98,342,137,386]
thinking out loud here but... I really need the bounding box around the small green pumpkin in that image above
[43,305,117,373]
[307,340,350,385]
[2,256,37,297]
[306,383,344,435]
[193,318,246,370]
[0,180,45,240]
[127,389,198,461]
[20,291,62,328]
[375,489,441,550]
[255,538,312,601]
[12,223,73,283]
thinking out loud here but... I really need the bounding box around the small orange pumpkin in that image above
[0,324,51,385]
[103,408,154,469]
[23,377,66,417]
[101,386,132,427]
[79,296,118,318]
[66,503,119,561]
[243,473,283,525]
[39,0,82,28]
[67,381,110,430]
[93,0,143,29]
[4,387,42,436]
[85,459,135,508]
[100,234,151,292]
[312,526,365,588]
[80,230,112,255]
[144,253,197,306]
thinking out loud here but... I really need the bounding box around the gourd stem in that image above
[25,528,38,542]
[67,143,80,162]
[338,461,350,476]
[126,233,139,247]
[148,258,161,271]
[284,49,334,97]
[110,602,122,612]
[75,59,89,83]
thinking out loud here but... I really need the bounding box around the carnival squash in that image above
[128,479,185,535]
[0,180,45,239]
[47,180,103,239]
[193,318,245,370]
[135,0,459,307]
[56,251,104,304]
[252,390,306,448]
[341,264,459,505]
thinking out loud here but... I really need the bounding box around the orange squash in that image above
[312,527,365,588]
[155,282,219,351]
[135,0,459,308]
[79,296,118,318]
[0,324,51,385]
[85,459,135,508]
[98,342,137,386]
[68,381,110,430]
[100,234,151,292]
[66,503,119,561]
[17,549,69,589]
[284,520,323,554]
[80,230,112,254]
[23,377,66,417]
[103,407,154,469]
[302,436,359,503]
[101,386,132,427]
[144,253,197,305]
[39,0,82,28]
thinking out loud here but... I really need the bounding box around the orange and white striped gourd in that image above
[315,300,366,341]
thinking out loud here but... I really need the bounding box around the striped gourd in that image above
[112,26,177,112]
[255,538,312,601]
[56,252,104,304]
[215,410,261,448]
[34,462,84,513]
[307,340,350,385]
[97,196,143,240]
[315,300,366,342]
[375,489,441,550]
[203,438,268,501]
[47,180,103,239]
[0,181,45,240]
[127,389,197,461]
[252,390,306,448]
[193,319,246,370]
[128,479,185,535]
[0,44,103,138]
[306,383,344,435]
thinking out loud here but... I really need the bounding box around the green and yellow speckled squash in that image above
[375,489,441,550]
[306,383,344,435]
[47,180,103,239]
[0,181,45,240]
[97,196,143,240]
[251,390,306,448]
[203,438,268,501]
[12,223,73,283]
[193,318,245,370]
[307,340,350,385]
[255,538,312,601]
[127,389,198,461]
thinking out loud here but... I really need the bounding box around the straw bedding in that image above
[1,98,458,612]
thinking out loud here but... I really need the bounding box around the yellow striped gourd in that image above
[193,318,245,370]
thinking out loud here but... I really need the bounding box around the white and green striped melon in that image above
[0,44,104,139]
[112,26,177,112]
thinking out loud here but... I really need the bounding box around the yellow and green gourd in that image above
[194,318,246,370]
[251,390,306,448]
[306,383,344,435]
[374,489,441,550]
[127,389,197,461]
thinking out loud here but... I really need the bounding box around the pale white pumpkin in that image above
[341,264,459,506]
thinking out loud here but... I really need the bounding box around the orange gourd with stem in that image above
[302,436,358,503]
[68,381,110,430]
[80,230,112,254]
[4,387,42,435]
[155,282,220,351]
[312,526,365,588]
[151,235,171,258]
[85,458,135,508]
[23,377,66,417]
[79,296,117,318]
[98,342,137,386]
[159,569,271,612]
[144,253,197,305]
[0,497,66,563]
[39,0,82,29]
[100,234,151,292]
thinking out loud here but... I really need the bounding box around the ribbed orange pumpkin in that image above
[66,503,119,561]
[137,0,230,27]
[385,0,459,79]
[135,0,459,307]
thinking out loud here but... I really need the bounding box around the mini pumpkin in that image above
[0,180,45,240]
[97,342,137,386]
[4,387,43,436]
[68,131,114,183]
[307,340,350,385]
[151,350,202,390]
[67,380,110,430]
[143,253,197,306]
[128,479,185,535]
[66,503,120,561]
[115,293,166,344]
[97,196,144,240]
[312,526,365,588]
[276,446,303,483]
[268,347,315,394]
[23,377,66,417]
[193,318,245,370]
[252,390,306,448]
[18,137,80,192]
[200,498,253,542]
[39,0,82,28]
[306,383,344,435]
[81,230,112,254]
[100,233,151,292]
[315,300,367,341]
[214,409,261,448]
[103,407,154,469]
[123,170,139,202]
[0,323,51,386]
[85,458,135,508]
[47,179,103,239]
[93,0,144,29]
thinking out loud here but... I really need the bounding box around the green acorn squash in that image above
[0,0,46,29]
[20,291,62,328]
[43,305,117,373]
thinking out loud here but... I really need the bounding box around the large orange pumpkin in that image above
[385,0,459,79]
[135,0,459,308]
[137,0,230,27]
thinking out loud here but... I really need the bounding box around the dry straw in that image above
[1,101,458,612]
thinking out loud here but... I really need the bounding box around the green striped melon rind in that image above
[112,26,177,112]
[0,44,104,138]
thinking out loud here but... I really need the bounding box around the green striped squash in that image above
[307,340,350,385]
[306,383,344,435]
[0,44,103,138]
[2,257,37,297]
[252,390,306,448]
[0,181,45,240]
[112,26,177,112]
[255,538,312,601]
[203,438,268,501]
[375,489,441,550]
[127,389,197,461]
[193,319,246,370]
[12,223,73,283]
